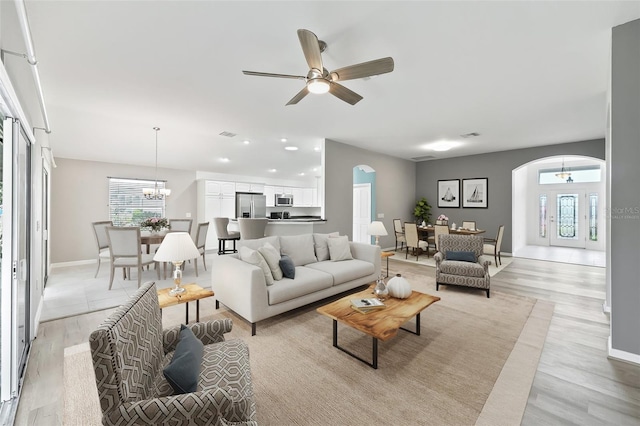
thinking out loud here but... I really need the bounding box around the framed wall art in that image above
[437,179,460,208]
[462,178,488,208]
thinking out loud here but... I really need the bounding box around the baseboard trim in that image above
[51,259,97,269]
[608,336,640,365]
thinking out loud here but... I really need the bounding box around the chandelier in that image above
[555,158,572,181]
[143,127,171,200]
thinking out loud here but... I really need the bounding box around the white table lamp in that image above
[154,232,200,296]
[368,221,388,246]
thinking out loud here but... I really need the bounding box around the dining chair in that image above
[462,221,477,230]
[433,224,450,253]
[214,217,240,254]
[169,218,193,234]
[393,219,406,251]
[484,225,505,266]
[91,221,112,278]
[193,222,210,276]
[238,218,269,240]
[105,226,159,290]
[404,222,428,261]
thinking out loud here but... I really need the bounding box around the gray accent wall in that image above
[415,139,605,253]
[316,139,416,249]
[51,158,197,263]
[610,19,640,359]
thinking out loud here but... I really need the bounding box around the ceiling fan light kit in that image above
[243,29,394,105]
[143,127,171,200]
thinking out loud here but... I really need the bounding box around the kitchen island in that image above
[229,217,327,236]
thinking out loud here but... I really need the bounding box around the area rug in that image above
[64,272,552,425]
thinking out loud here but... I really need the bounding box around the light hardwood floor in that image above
[13,257,640,425]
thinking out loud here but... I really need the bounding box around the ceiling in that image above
[6,1,640,182]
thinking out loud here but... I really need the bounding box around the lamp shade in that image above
[368,221,388,237]
[154,232,200,261]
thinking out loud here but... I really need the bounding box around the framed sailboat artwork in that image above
[437,179,460,208]
[462,178,488,208]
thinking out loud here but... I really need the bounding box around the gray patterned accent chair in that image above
[434,234,492,298]
[89,281,257,426]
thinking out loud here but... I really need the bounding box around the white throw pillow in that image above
[238,236,281,253]
[327,235,353,261]
[239,246,274,285]
[258,242,283,281]
[280,234,317,266]
[313,232,339,261]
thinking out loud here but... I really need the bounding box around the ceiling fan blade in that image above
[329,82,363,105]
[297,29,323,71]
[286,87,310,106]
[243,70,306,80]
[330,57,394,81]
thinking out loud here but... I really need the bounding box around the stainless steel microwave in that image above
[275,194,293,207]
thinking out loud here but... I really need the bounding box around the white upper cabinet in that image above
[206,180,235,196]
[236,182,264,193]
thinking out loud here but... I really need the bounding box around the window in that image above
[539,194,547,237]
[108,178,166,226]
[589,193,598,241]
[538,165,601,184]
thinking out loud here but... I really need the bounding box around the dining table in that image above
[417,226,486,237]
[140,230,166,254]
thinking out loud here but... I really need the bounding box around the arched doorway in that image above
[512,155,606,265]
[353,165,376,244]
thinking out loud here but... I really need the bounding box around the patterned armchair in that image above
[89,281,257,426]
[434,234,492,298]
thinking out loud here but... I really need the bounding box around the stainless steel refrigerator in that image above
[236,192,267,219]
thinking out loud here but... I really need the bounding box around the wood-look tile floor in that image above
[13,256,640,425]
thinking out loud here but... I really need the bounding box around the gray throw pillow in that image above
[163,325,203,394]
[327,235,353,261]
[280,234,317,266]
[313,232,340,261]
[446,250,476,262]
[279,255,296,279]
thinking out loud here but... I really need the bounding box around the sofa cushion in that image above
[306,259,375,285]
[439,260,486,278]
[239,246,274,285]
[279,255,295,279]
[313,232,339,261]
[267,267,333,305]
[163,325,204,394]
[280,234,317,266]
[258,242,283,281]
[328,235,353,261]
[238,236,280,253]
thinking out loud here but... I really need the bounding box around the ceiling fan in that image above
[242,29,394,106]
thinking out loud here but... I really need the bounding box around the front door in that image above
[352,183,371,244]
[549,190,586,248]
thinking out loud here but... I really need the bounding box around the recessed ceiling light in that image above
[268,168,277,173]
[312,167,318,172]
[220,157,230,162]
[280,138,287,142]
[314,147,321,152]
[299,172,305,176]
[285,146,298,151]
[428,140,460,152]
[243,140,250,145]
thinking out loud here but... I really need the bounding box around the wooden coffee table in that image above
[157,283,214,324]
[316,285,440,369]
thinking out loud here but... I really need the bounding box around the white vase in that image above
[387,273,412,299]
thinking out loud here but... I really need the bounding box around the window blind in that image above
[108,177,166,226]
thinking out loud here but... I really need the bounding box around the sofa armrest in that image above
[104,387,254,425]
[213,254,269,324]
[349,242,381,275]
[478,255,492,272]
[434,252,444,265]
[163,318,233,353]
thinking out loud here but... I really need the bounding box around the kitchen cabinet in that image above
[302,188,313,207]
[291,188,303,207]
[197,180,236,250]
[264,186,275,207]
[236,182,264,193]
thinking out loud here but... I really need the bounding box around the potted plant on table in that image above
[436,214,449,226]
[413,197,432,226]
[140,217,169,233]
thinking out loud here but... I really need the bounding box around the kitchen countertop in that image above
[230,218,326,223]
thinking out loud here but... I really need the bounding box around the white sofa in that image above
[213,234,381,335]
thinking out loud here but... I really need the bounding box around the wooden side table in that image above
[381,251,395,277]
[157,283,214,324]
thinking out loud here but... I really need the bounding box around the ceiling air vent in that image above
[219,131,237,138]
[461,132,480,138]
[411,155,436,162]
